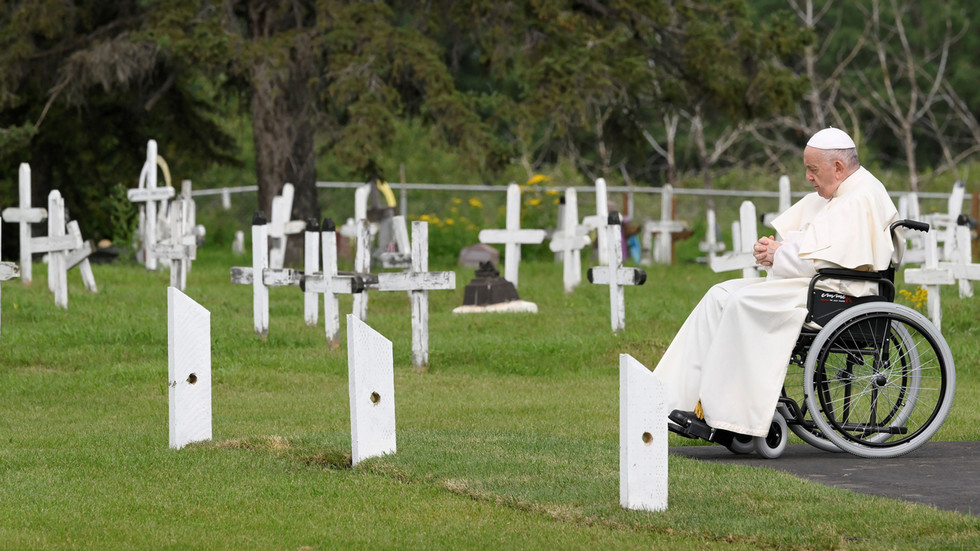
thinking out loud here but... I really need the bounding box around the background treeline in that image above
[1,0,978,252]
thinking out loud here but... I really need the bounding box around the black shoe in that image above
[668,409,714,440]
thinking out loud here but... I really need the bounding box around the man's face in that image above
[803,146,841,199]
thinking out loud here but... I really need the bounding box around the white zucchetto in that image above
[807,127,856,150]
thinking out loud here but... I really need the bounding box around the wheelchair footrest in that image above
[668,409,715,441]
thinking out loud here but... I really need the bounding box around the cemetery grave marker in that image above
[708,201,762,278]
[1,163,46,284]
[479,183,547,289]
[375,221,456,368]
[268,183,307,270]
[128,139,175,270]
[620,353,668,512]
[580,178,610,265]
[300,218,365,348]
[697,208,726,264]
[347,314,396,466]
[152,196,197,291]
[641,184,688,265]
[761,175,792,227]
[39,190,81,308]
[587,212,647,332]
[549,188,591,293]
[168,287,212,450]
[904,221,980,331]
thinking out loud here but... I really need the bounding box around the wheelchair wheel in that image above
[803,303,955,458]
[753,412,788,459]
[725,434,755,454]
[782,366,840,453]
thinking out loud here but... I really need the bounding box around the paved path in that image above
[672,441,979,517]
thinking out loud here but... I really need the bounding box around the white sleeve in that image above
[770,241,817,279]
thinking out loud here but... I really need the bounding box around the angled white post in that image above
[251,211,270,336]
[588,212,646,332]
[347,314,396,466]
[1,163,45,284]
[549,188,590,293]
[168,287,212,450]
[377,221,456,368]
[478,183,546,289]
[64,220,98,293]
[620,353,668,512]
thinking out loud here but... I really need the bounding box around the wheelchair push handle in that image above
[890,219,929,235]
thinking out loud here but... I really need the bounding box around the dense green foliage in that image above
[1,247,978,548]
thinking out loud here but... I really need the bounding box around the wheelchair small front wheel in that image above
[753,412,788,459]
[725,434,755,455]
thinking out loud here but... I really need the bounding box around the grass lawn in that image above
[1,245,978,550]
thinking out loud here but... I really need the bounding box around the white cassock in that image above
[653,167,899,436]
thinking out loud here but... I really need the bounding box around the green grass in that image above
[1,247,978,550]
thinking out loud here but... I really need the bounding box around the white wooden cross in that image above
[230,211,302,337]
[268,183,307,269]
[762,175,792,228]
[478,183,546,289]
[339,184,373,241]
[168,287,212,450]
[299,218,364,348]
[1,214,21,340]
[697,208,726,265]
[620,353,668,512]
[587,212,646,332]
[63,219,98,294]
[351,219,372,321]
[128,139,175,270]
[904,223,980,331]
[152,196,197,291]
[376,221,456,368]
[709,201,762,278]
[642,184,687,265]
[549,188,591,293]
[376,215,412,268]
[581,178,610,265]
[36,190,89,309]
[1,163,46,284]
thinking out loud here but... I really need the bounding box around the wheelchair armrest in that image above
[805,269,896,323]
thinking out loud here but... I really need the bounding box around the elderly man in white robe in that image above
[656,128,899,445]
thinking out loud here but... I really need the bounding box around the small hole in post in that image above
[370,392,381,405]
[187,373,198,385]
[642,432,653,445]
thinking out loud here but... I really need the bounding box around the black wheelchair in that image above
[671,220,956,459]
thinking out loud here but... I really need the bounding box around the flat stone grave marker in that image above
[168,287,212,450]
[620,353,668,512]
[347,314,396,466]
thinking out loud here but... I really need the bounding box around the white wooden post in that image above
[221,188,232,210]
[548,188,590,293]
[376,221,456,368]
[268,183,306,270]
[151,197,195,291]
[955,223,974,298]
[0,216,21,339]
[762,175,792,227]
[168,287,212,450]
[478,183,547,289]
[620,354,668,512]
[587,213,646,332]
[132,140,172,270]
[1,163,45,284]
[300,218,364,348]
[904,229,946,330]
[64,220,98,293]
[232,231,245,254]
[304,219,320,326]
[698,208,726,264]
[347,314,396,466]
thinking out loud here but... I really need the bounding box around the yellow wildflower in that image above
[468,197,483,208]
[527,174,550,185]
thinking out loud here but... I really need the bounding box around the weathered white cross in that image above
[268,183,307,269]
[300,218,365,348]
[904,221,980,331]
[641,184,688,265]
[1,163,46,284]
[697,208,727,265]
[549,188,591,293]
[375,221,456,368]
[479,183,546,289]
[580,177,610,265]
[761,175,792,228]
[128,139,175,270]
[587,212,647,332]
[152,196,197,291]
[37,190,96,309]
[708,201,762,278]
